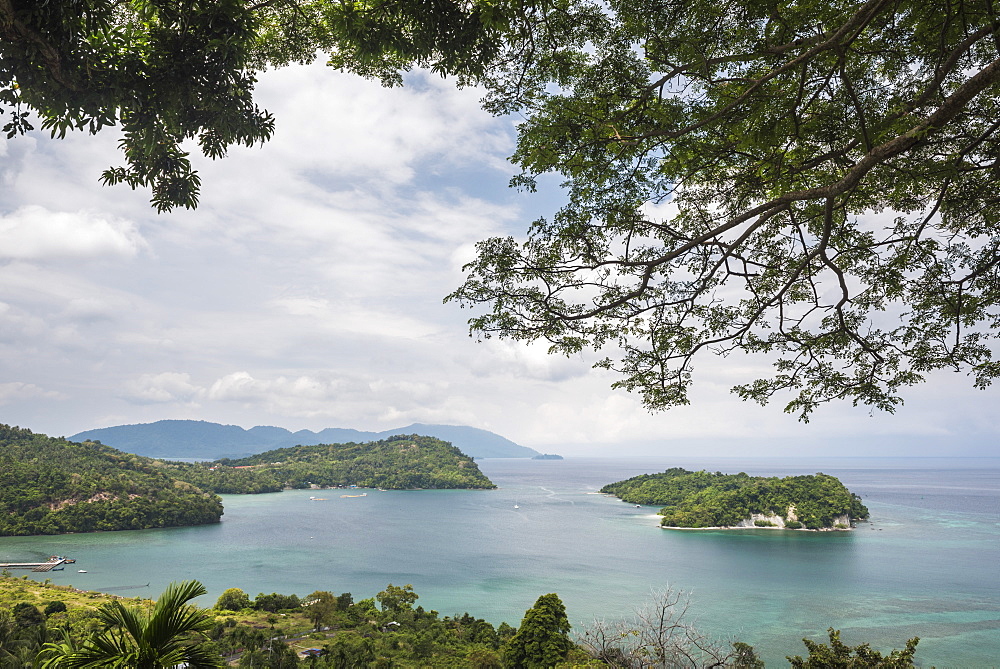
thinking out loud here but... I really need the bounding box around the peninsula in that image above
[601,468,869,530]
[0,424,222,536]
[2,425,494,536]
[161,434,497,493]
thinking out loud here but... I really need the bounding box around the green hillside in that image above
[0,426,492,536]
[0,425,222,537]
[602,468,869,529]
[162,434,497,493]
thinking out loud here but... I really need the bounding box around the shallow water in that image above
[2,456,997,666]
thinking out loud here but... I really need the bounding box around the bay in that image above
[1,456,998,666]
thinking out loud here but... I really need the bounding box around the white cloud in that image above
[206,372,263,402]
[250,65,512,186]
[0,382,65,403]
[0,62,995,455]
[123,373,205,404]
[0,299,48,345]
[267,296,440,340]
[368,378,442,400]
[0,205,146,259]
[273,296,332,318]
[471,340,592,383]
[62,296,125,322]
[207,371,350,407]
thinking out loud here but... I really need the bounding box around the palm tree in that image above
[36,580,222,668]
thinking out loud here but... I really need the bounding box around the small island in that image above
[601,468,869,530]
[531,454,564,460]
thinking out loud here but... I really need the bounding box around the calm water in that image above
[1,457,997,667]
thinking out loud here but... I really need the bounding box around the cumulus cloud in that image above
[2,62,996,455]
[368,378,442,400]
[471,340,592,383]
[0,382,65,404]
[62,296,125,322]
[251,65,512,186]
[207,371,350,406]
[123,372,205,404]
[206,372,262,402]
[267,296,441,340]
[0,299,48,345]
[198,371,473,428]
[0,205,146,260]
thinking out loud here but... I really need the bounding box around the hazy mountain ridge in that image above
[70,420,540,460]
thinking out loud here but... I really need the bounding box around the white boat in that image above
[77,570,87,573]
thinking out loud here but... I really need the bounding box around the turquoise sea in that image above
[1,456,998,667]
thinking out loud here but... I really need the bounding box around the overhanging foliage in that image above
[451,0,1000,418]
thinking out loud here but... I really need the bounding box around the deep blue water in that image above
[1,456,997,667]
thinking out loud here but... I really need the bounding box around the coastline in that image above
[658,523,855,531]
[651,510,858,531]
[2,456,996,668]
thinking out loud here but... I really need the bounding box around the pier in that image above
[0,556,75,572]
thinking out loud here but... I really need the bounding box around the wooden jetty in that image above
[0,556,75,572]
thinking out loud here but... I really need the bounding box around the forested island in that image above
[0,425,222,537]
[160,434,496,493]
[1,426,494,536]
[602,468,869,530]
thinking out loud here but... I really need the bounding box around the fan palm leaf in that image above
[37,580,222,668]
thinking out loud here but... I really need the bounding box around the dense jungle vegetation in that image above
[0,574,919,667]
[0,425,222,537]
[601,468,869,529]
[1,427,493,536]
[161,435,497,493]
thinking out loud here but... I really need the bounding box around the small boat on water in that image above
[77,570,87,573]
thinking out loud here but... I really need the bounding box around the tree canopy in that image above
[501,593,573,668]
[2,575,931,667]
[577,586,764,668]
[5,0,999,417]
[0,425,223,537]
[788,628,919,668]
[215,588,252,613]
[36,580,222,668]
[0,0,506,211]
[450,0,1000,419]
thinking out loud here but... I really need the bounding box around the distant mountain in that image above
[70,420,539,460]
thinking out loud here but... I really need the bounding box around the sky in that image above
[1,61,997,457]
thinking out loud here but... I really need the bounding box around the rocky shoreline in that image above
[657,507,856,531]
